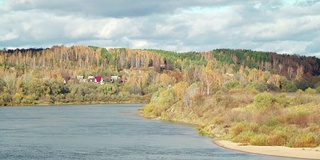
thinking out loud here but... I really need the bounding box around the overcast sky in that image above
[0,0,320,56]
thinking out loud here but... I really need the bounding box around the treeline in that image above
[211,49,320,78]
[0,46,320,106]
[0,46,180,106]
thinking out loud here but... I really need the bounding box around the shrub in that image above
[99,83,118,95]
[142,104,155,115]
[231,122,248,137]
[281,79,297,92]
[254,92,275,108]
[232,131,255,143]
[293,90,308,105]
[0,93,12,106]
[0,78,6,92]
[255,83,268,92]
[250,134,269,146]
[305,87,316,94]
[285,83,298,92]
[267,83,280,91]
[21,94,36,105]
[146,89,176,116]
[282,112,310,127]
[316,87,320,93]
[217,94,239,109]
[307,123,319,133]
[223,80,241,90]
[295,81,314,90]
[288,133,320,147]
[264,118,280,127]
[213,116,224,125]
[245,82,268,92]
[258,125,273,135]
[274,93,291,108]
[268,130,287,146]
[249,122,259,133]
[12,93,23,104]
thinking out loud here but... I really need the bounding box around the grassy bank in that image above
[140,85,320,147]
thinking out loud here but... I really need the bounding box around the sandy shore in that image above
[213,140,320,159]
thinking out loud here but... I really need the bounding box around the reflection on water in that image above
[0,104,293,160]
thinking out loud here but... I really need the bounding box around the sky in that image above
[0,0,320,56]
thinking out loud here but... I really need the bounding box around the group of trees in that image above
[0,46,320,106]
[136,48,320,148]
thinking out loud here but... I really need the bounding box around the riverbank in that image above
[214,140,320,159]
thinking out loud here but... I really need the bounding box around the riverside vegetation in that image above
[1,46,320,147]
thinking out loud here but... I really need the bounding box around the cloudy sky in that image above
[0,0,319,56]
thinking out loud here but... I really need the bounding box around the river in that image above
[0,104,294,159]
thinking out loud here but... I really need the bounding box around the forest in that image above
[1,45,320,147]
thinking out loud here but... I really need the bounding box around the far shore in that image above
[0,102,147,107]
[213,140,320,159]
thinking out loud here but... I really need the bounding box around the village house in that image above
[63,76,70,84]
[76,76,84,82]
[88,76,95,82]
[73,75,127,84]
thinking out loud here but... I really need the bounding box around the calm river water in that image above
[0,104,295,160]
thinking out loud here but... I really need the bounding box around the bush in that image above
[264,118,280,127]
[12,93,23,104]
[0,93,12,106]
[305,87,316,94]
[285,83,298,92]
[223,80,241,90]
[99,83,118,95]
[213,116,224,125]
[281,79,297,92]
[217,94,239,109]
[288,133,320,147]
[245,82,268,92]
[250,134,269,146]
[142,104,155,115]
[316,87,320,93]
[281,112,310,127]
[231,122,248,137]
[274,93,291,108]
[146,89,176,116]
[295,81,314,90]
[268,130,287,146]
[21,94,37,105]
[293,90,308,105]
[258,125,273,135]
[267,83,280,91]
[232,131,255,143]
[0,78,6,92]
[254,92,275,108]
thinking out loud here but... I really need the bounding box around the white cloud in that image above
[0,32,18,41]
[0,0,319,56]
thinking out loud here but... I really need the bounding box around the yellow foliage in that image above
[171,82,188,101]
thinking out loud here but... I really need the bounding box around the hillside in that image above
[1,45,320,147]
[0,45,320,106]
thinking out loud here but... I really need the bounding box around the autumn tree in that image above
[171,81,188,101]
[183,83,200,107]
[201,61,215,95]
[127,70,149,95]
[3,72,18,95]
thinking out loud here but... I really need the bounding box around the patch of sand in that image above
[213,140,320,159]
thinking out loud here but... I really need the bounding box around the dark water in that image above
[0,104,295,160]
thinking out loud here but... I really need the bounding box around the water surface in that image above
[0,104,294,159]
